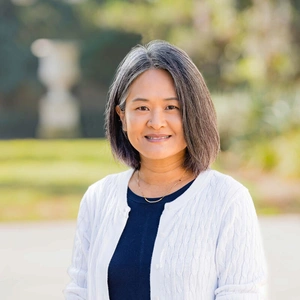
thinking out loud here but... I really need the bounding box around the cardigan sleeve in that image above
[64,189,92,300]
[215,187,268,299]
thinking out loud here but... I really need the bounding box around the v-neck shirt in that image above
[108,180,194,300]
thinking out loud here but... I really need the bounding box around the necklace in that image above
[136,169,187,204]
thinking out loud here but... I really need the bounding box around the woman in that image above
[65,40,267,299]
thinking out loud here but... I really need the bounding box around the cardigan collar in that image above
[116,168,213,213]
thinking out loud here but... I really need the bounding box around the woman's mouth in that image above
[145,135,171,141]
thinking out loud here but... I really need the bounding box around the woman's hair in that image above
[105,40,220,175]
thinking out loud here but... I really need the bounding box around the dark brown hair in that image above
[105,40,220,175]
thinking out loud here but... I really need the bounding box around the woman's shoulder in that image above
[190,169,255,220]
[205,169,250,200]
[78,169,133,213]
[209,169,245,188]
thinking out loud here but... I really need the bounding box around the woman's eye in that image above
[136,106,149,111]
[166,105,179,110]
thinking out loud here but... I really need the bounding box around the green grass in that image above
[0,139,127,222]
[1,139,299,222]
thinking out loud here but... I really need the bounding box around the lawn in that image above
[1,139,299,222]
[0,139,127,222]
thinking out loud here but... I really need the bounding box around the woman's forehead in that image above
[126,69,177,99]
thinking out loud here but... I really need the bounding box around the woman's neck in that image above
[139,162,186,186]
[129,151,195,198]
[138,152,187,184]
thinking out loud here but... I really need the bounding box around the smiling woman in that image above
[64,40,267,300]
[107,40,220,175]
[116,69,187,168]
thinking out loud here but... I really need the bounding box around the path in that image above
[0,216,299,300]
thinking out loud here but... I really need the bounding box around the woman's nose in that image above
[147,109,166,129]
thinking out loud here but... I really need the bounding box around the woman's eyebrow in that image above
[164,97,179,101]
[131,98,149,102]
[131,97,179,102]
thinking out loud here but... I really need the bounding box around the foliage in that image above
[0,0,141,97]
[80,29,141,86]
[0,2,37,94]
[2,0,299,97]
[243,130,300,178]
[87,0,300,90]
[214,88,300,154]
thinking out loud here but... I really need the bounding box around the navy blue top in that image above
[108,180,194,300]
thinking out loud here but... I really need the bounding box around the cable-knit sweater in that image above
[64,169,267,300]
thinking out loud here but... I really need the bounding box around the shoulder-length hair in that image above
[105,40,220,175]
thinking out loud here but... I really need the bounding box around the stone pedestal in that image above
[31,39,81,138]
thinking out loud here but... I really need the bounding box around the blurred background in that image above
[0,0,299,299]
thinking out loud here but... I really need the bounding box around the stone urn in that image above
[31,39,81,138]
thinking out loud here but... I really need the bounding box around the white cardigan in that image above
[64,169,267,300]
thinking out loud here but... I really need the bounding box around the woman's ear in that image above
[116,105,127,131]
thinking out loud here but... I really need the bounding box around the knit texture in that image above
[64,169,267,300]
[108,180,194,299]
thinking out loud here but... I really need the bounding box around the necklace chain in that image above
[136,169,187,204]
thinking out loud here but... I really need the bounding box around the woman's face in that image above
[116,69,187,164]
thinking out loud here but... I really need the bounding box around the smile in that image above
[145,135,171,141]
